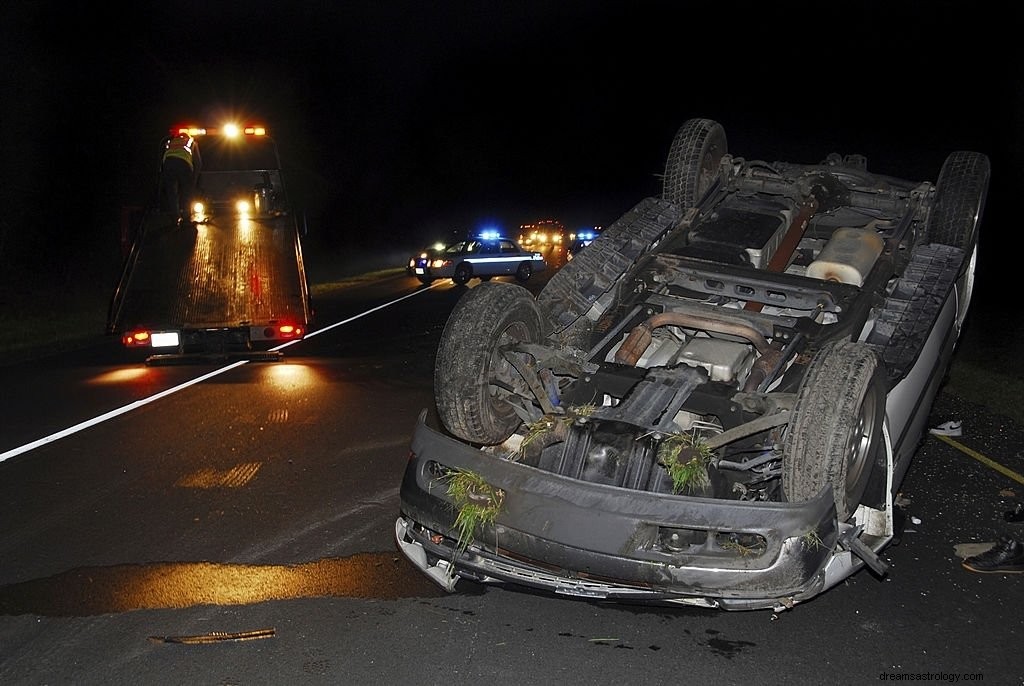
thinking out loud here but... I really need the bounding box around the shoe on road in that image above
[962,536,1024,574]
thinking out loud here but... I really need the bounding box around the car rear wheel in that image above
[452,262,473,285]
[435,281,543,444]
[515,262,532,283]
[926,151,990,332]
[782,340,886,521]
[535,198,684,337]
[662,118,728,208]
[417,275,434,285]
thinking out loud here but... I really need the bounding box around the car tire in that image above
[662,118,728,208]
[535,198,684,337]
[417,275,434,285]
[515,262,532,283]
[926,151,990,332]
[452,263,472,285]
[435,281,543,445]
[782,340,886,521]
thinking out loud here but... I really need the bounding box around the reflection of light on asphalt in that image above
[176,462,261,488]
[0,554,445,616]
[1,286,438,463]
[258,361,318,391]
[88,367,151,384]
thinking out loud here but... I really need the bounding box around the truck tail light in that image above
[123,330,151,347]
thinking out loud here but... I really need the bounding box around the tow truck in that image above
[107,123,313,364]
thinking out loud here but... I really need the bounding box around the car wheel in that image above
[417,275,434,285]
[435,281,543,444]
[662,118,728,208]
[536,198,684,338]
[782,340,886,521]
[926,151,990,332]
[452,262,472,285]
[515,262,532,283]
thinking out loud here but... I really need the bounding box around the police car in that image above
[413,234,548,285]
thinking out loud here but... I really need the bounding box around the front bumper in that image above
[397,410,864,611]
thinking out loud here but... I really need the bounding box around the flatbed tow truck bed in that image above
[110,212,309,363]
[107,124,311,364]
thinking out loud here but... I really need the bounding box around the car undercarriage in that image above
[396,118,989,610]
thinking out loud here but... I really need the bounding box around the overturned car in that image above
[395,118,989,611]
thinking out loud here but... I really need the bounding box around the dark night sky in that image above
[0,1,1019,281]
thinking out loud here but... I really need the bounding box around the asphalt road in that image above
[1,263,1022,685]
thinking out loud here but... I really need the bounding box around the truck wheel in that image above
[452,262,473,285]
[662,118,728,208]
[926,151,990,332]
[435,282,543,444]
[515,262,532,283]
[782,340,886,521]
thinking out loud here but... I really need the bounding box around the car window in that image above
[500,240,517,253]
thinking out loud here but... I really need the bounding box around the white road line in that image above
[0,284,441,463]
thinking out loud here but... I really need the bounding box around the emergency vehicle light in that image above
[171,124,268,138]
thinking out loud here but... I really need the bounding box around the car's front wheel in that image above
[515,262,532,283]
[452,262,473,285]
[434,281,543,445]
[782,340,886,521]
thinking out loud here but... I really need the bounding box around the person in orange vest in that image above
[161,132,202,221]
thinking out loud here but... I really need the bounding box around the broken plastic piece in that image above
[929,420,962,437]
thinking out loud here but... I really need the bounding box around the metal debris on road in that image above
[148,628,276,644]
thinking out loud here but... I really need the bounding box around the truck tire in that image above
[662,118,728,208]
[926,151,990,332]
[782,340,886,521]
[435,281,543,445]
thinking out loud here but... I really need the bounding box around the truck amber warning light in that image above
[172,124,267,137]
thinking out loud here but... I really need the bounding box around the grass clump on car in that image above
[658,432,713,494]
[445,469,505,553]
